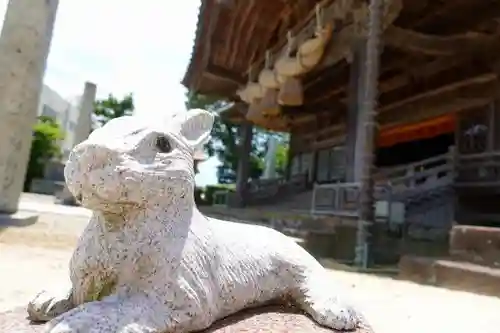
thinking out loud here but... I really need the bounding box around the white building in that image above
[37,84,81,158]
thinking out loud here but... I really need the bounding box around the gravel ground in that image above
[1,243,500,333]
[2,194,500,332]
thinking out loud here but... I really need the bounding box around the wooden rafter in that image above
[240,5,265,73]
[204,63,246,85]
[384,25,500,56]
[243,0,334,76]
[227,0,256,69]
[416,1,500,35]
[223,0,245,66]
[200,1,221,77]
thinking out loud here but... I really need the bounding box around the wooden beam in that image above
[324,56,475,106]
[205,63,246,85]
[379,74,500,126]
[379,73,497,113]
[379,56,464,92]
[384,25,500,56]
[296,73,500,135]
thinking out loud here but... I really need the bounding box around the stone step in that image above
[449,225,500,268]
[398,255,500,297]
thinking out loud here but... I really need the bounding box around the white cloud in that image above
[0,0,219,186]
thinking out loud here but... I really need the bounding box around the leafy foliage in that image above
[93,93,135,127]
[185,91,289,184]
[25,116,65,190]
[274,141,289,177]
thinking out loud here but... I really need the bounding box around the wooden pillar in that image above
[234,121,253,207]
[354,0,383,268]
[487,102,496,152]
[345,39,365,182]
[493,100,500,151]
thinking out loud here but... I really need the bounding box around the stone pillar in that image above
[262,136,278,179]
[234,121,253,207]
[73,82,97,146]
[57,81,97,205]
[0,0,59,214]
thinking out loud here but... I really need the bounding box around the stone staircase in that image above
[399,225,500,297]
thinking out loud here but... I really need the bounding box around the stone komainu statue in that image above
[26,109,371,333]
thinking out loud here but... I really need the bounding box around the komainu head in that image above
[64,109,214,212]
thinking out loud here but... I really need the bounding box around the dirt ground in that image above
[2,194,500,332]
[1,243,499,333]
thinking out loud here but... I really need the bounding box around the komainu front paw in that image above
[27,289,74,322]
[44,297,165,333]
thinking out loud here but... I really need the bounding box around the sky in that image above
[0,0,219,186]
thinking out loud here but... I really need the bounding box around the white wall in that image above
[37,84,80,158]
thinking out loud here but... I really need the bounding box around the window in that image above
[315,146,346,183]
[329,146,346,181]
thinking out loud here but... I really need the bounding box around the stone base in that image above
[29,179,65,196]
[0,305,373,333]
[399,255,500,297]
[0,210,39,227]
[450,225,500,268]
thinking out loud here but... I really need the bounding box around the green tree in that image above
[24,116,65,191]
[93,93,135,127]
[185,91,288,184]
[274,141,289,177]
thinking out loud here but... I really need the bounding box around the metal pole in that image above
[354,0,383,268]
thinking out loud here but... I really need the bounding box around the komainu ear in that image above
[178,109,214,148]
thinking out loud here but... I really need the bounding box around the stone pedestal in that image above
[0,0,59,214]
[0,210,39,227]
[0,305,373,333]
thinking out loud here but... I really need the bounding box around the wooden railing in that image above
[310,150,455,218]
[456,151,500,187]
[212,173,308,207]
[375,150,453,187]
[310,182,393,217]
[245,173,308,205]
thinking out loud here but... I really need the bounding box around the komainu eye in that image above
[155,135,171,153]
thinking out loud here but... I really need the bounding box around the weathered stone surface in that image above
[29,110,369,332]
[450,225,500,268]
[0,305,373,333]
[0,0,59,213]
